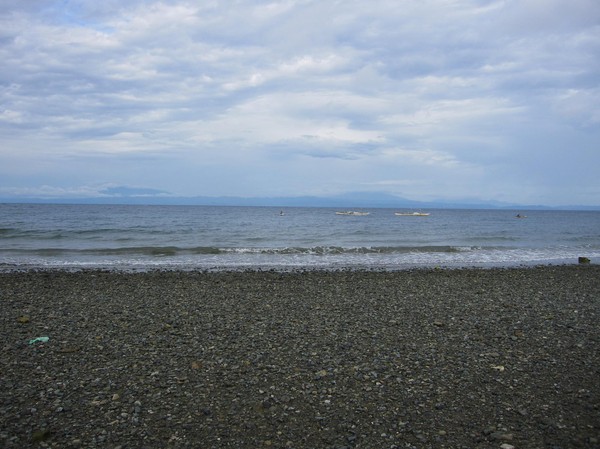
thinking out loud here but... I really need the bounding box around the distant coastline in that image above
[1,193,599,211]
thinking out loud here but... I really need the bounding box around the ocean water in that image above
[1,203,599,270]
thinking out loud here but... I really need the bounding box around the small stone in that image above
[17,315,30,324]
[490,432,513,441]
[315,369,328,379]
[415,433,427,442]
[500,444,515,449]
[31,429,51,442]
[539,417,555,428]
[433,320,444,327]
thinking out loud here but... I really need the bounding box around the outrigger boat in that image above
[335,211,370,216]
[395,211,430,216]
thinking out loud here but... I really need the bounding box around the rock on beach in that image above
[1,265,599,448]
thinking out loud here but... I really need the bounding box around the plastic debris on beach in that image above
[28,336,50,344]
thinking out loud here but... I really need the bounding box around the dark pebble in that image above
[1,265,599,448]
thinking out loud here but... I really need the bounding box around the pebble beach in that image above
[1,265,599,449]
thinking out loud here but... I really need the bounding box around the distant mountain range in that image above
[1,191,599,210]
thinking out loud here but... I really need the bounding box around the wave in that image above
[221,245,476,255]
[0,227,174,240]
[2,246,599,270]
[0,245,480,257]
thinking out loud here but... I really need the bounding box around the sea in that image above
[1,203,599,271]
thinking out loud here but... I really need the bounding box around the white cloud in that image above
[0,0,599,205]
[0,184,104,198]
[378,147,461,168]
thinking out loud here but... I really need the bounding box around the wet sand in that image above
[1,265,599,448]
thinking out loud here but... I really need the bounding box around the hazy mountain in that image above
[2,190,599,210]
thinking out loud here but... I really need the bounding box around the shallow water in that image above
[1,204,599,270]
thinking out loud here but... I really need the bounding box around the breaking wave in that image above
[1,245,479,257]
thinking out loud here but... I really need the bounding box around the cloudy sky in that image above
[1,0,599,206]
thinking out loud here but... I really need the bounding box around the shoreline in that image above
[2,265,599,448]
[0,258,594,274]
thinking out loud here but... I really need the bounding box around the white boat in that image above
[395,211,430,216]
[335,211,370,216]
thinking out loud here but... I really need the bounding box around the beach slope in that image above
[1,266,599,448]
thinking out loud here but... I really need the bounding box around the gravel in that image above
[1,265,599,448]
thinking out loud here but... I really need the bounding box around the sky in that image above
[1,0,599,206]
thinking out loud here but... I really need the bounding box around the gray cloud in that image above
[1,0,599,205]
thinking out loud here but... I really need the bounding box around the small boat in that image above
[335,211,370,216]
[515,213,527,218]
[395,211,430,216]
